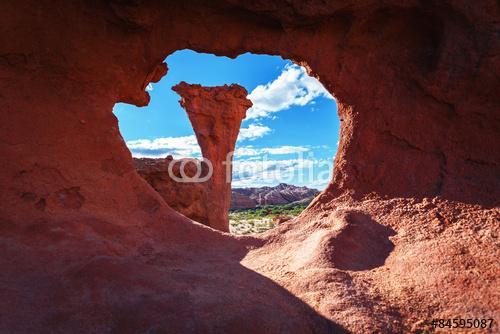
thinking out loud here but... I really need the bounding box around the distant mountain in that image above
[231,183,320,209]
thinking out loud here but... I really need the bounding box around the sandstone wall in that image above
[134,156,208,225]
[0,1,498,333]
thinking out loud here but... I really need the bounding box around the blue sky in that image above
[114,50,339,189]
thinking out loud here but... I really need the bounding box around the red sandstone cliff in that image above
[134,156,208,224]
[0,1,498,333]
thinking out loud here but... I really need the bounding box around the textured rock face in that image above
[0,1,499,333]
[230,191,258,209]
[231,183,320,209]
[134,156,208,224]
[172,82,251,231]
[134,83,250,231]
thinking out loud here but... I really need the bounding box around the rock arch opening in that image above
[2,2,498,332]
[113,50,340,233]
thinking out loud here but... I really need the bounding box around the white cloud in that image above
[127,123,272,158]
[146,83,154,91]
[232,158,315,187]
[237,124,271,141]
[126,135,201,158]
[234,146,260,157]
[309,178,330,190]
[125,136,332,189]
[234,145,310,157]
[262,146,310,155]
[126,135,311,160]
[246,64,333,119]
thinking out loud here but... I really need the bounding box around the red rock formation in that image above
[0,1,499,333]
[172,82,251,232]
[134,156,208,224]
[231,183,320,209]
[230,191,258,210]
[134,83,250,231]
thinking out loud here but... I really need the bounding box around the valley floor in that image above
[229,202,308,234]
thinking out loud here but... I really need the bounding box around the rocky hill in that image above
[231,183,320,209]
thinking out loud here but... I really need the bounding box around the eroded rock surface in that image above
[135,83,251,232]
[0,1,499,333]
[231,183,320,209]
[170,82,251,231]
[134,156,208,224]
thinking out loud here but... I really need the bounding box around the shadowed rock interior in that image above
[0,1,498,333]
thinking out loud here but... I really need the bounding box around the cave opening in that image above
[114,49,340,234]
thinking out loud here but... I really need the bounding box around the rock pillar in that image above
[172,82,252,232]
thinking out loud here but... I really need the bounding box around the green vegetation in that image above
[229,202,309,235]
[230,202,309,220]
